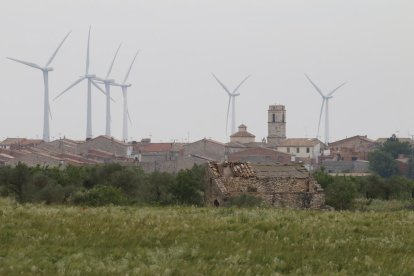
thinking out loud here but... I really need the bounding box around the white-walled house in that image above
[275,138,324,161]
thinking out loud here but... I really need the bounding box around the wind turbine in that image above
[7,31,71,142]
[95,44,122,137]
[53,27,106,140]
[212,73,250,137]
[305,73,347,145]
[112,50,139,142]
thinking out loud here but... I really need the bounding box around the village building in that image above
[229,124,255,144]
[328,135,378,161]
[77,135,133,157]
[0,138,43,150]
[205,161,325,209]
[228,147,292,164]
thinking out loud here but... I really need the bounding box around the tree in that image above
[381,134,412,159]
[368,150,397,178]
[170,165,205,205]
[7,163,31,202]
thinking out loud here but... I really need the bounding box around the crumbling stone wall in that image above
[205,162,325,209]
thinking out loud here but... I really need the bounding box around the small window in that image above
[272,114,275,123]
[287,147,290,153]
[306,147,310,153]
[296,148,300,153]
[282,114,285,123]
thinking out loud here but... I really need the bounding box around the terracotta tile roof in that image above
[278,138,323,147]
[139,143,173,153]
[0,138,26,145]
[251,163,310,178]
[188,138,225,146]
[329,135,376,146]
[91,135,129,146]
[19,139,43,146]
[229,147,291,157]
[225,142,246,148]
[230,130,255,138]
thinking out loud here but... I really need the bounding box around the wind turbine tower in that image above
[305,73,347,145]
[112,51,139,142]
[212,73,250,137]
[96,44,122,137]
[7,31,71,142]
[54,27,106,140]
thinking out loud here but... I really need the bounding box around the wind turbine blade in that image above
[226,96,231,136]
[305,73,324,97]
[86,27,91,74]
[232,74,251,93]
[91,79,106,95]
[106,43,122,79]
[127,108,132,124]
[91,80,116,102]
[48,101,52,119]
[45,31,71,67]
[53,77,85,100]
[7,57,43,70]
[212,73,231,95]
[328,82,347,97]
[123,50,139,84]
[317,99,325,139]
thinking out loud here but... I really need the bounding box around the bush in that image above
[170,166,205,206]
[228,194,263,208]
[72,185,126,206]
[325,177,357,210]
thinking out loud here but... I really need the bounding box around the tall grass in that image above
[1,198,413,275]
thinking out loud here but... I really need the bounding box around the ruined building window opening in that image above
[272,114,275,123]
[287,147,290,153]
[296,148,300,153]
[306,147,310,153]
[214,199,220,207]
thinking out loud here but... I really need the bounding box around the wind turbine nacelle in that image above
[233,93,241,96]
[107,79,115,83]
[86,74,96,78]
[45,67,54,72]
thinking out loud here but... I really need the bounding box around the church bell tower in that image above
[267,105,286,145]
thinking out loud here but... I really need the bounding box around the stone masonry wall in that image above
[205,162,325,209]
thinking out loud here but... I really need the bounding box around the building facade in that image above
[267,105,286,145]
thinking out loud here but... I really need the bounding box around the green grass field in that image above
[1,198,414,275]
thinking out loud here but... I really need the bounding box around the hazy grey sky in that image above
[1,1,413,143]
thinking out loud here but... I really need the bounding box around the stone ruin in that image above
[205,161,325,209]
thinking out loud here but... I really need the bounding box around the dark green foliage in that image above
[0,163,207,206]
[228,194,263,207]
[312,168,334,189]
[147,171,174,204]
[73,185,126,206]
[170,165,205,205]
[368,134,413,178]
[368,150,397,178]
[325,177,357,210]
[381,134,412,159]
[359,175,414,200]
[7,163,31,203]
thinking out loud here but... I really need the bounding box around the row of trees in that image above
[314,170,414,210]
[0,163,205,206]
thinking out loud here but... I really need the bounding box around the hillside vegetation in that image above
[1,199,414,275]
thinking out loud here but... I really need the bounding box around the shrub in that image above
[72,185,126,206]
[325,177,357,210]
